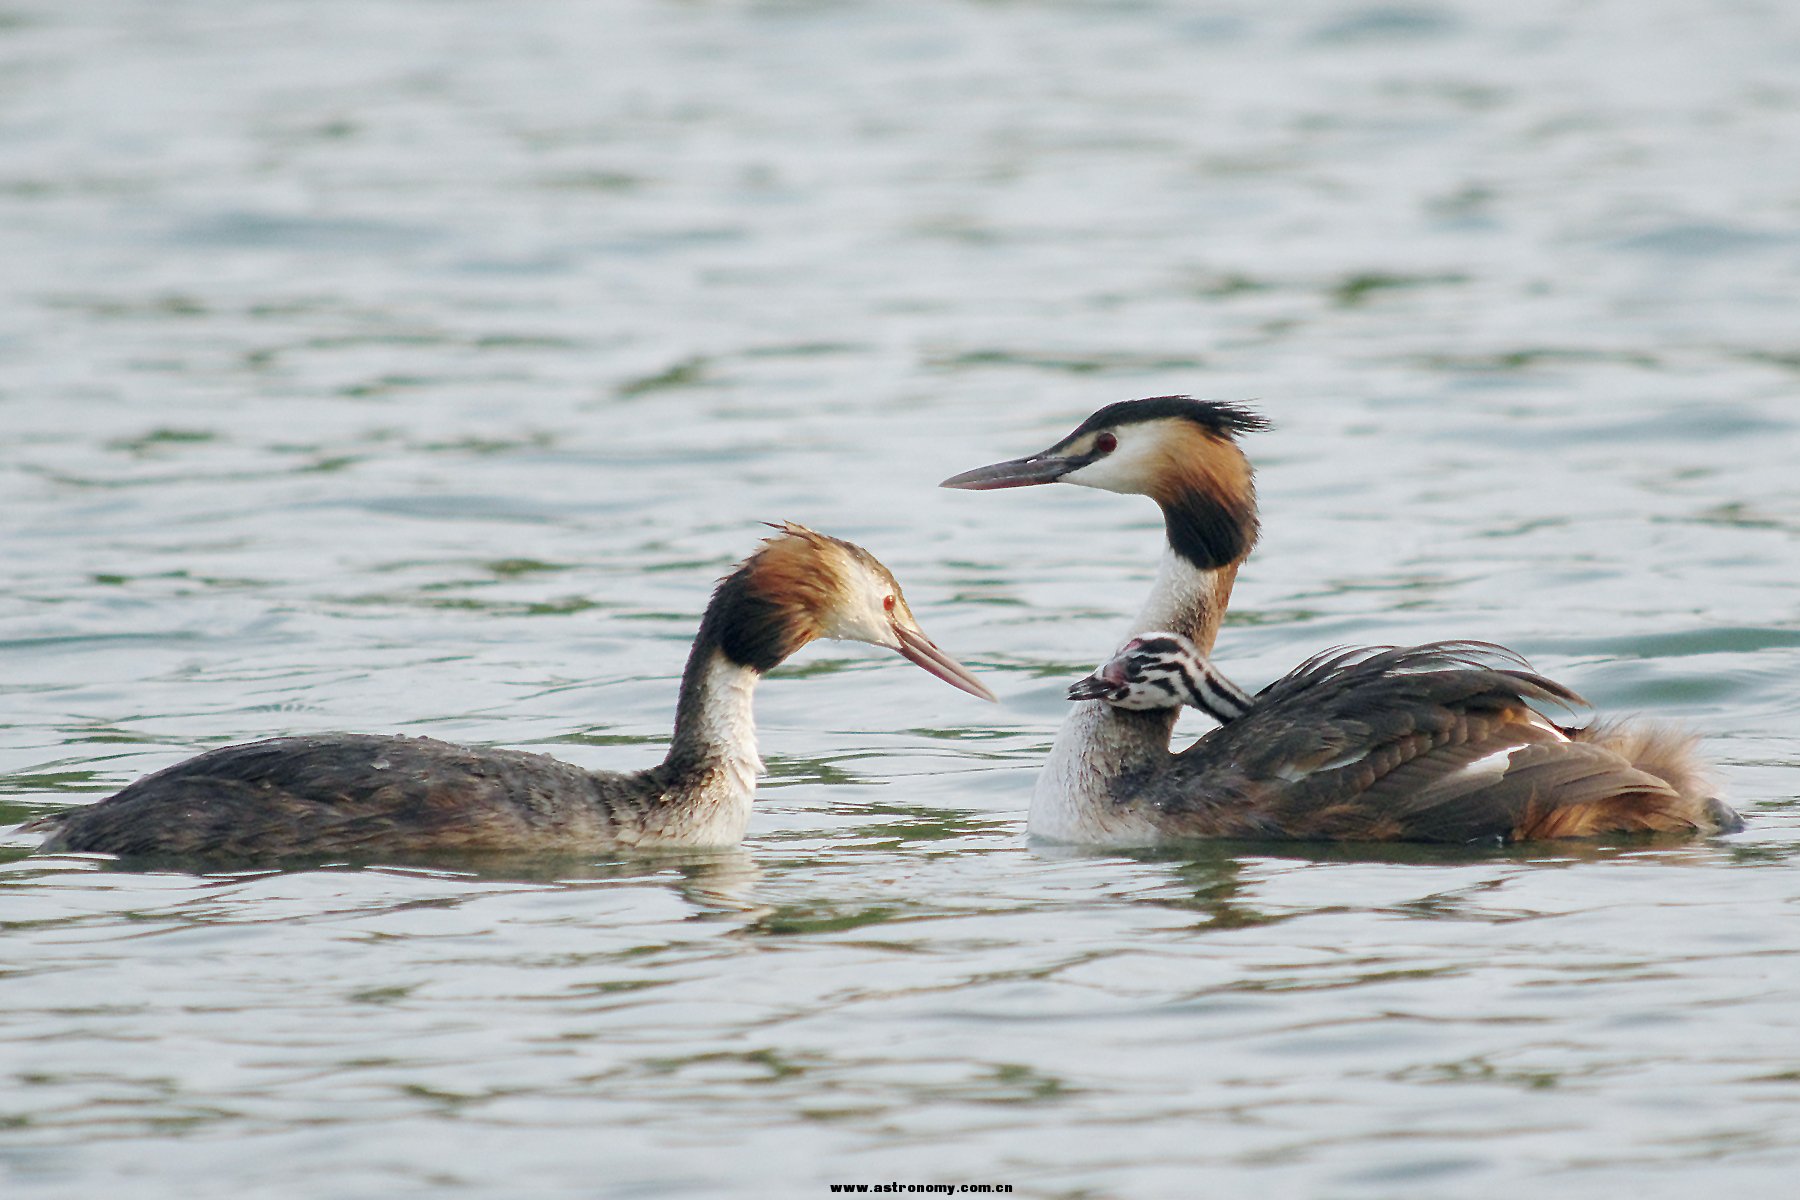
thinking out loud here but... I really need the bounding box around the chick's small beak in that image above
[894,623,997,702]
[939,452,1079,490]
[1066,658,1127,702]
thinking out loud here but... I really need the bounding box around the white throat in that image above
[1134,546,1227,648]
[692,652,765,781]
[655,651,765,844]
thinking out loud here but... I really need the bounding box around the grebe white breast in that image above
[942,396,1737,845]
[32,524,994,861]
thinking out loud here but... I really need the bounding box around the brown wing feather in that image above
[33,734,651,859]
[1139,642,1732,843]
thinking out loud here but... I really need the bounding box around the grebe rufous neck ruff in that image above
[33,524,994,861]
[943,397,1739,845]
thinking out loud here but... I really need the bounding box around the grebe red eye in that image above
[1093,432,1117,455]
[883,595,896,612]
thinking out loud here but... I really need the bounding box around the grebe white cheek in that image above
[29,524,995,862]
[947,396,1740,845]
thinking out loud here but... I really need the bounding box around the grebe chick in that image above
[943,396,1737,844]
[1070,632,1741,843]
[1068,633,1256,722]
[32,524,994,861]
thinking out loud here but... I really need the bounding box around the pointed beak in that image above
[939,452,1080,490]
[1066,658,1127,702]
[894,623,997,702]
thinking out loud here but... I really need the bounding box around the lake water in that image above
[4,1,1800,1196]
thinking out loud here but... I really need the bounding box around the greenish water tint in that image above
[4,1,1800,1197]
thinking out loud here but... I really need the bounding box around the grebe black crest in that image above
[30,524,994,862]
[942,396,1268,571]
[946,398,1739,845]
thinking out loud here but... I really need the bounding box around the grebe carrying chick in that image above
[1071,633,1737,843]
[32,524,994,860]
[943,397,1739,845]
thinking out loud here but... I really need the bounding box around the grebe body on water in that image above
[942,397,1738,845]
[31,524,993,861]
[1071,633,1739,843]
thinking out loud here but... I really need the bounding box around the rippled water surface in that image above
[5,1,1800,1196]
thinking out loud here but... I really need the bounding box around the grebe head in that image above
[1068,633,1206,710]
[1067,631,1258,723]
[940,397,1268,569]
[713,523,996,701]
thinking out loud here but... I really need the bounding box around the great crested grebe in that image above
[32,524,994,860]
[941,396,1738,844]
[1069,632,1259,724]
[1070,633,1739,842]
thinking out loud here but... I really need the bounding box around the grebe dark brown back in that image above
[1071,633,1739,843]
[31,524,994,861]
[942,396,1737,845]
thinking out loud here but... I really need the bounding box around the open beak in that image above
[894,623,997,702]
[1066,658,1127,702]
[939,452,1080,490]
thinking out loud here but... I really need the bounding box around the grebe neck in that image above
[643,643,764,841]
[1030,546,1243,845]
[1134,545,1238,650]
[668,640,764,773]
[639,565,788,841]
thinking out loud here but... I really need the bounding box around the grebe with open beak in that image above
[943,397,1738,845]
[31,524,994,861]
